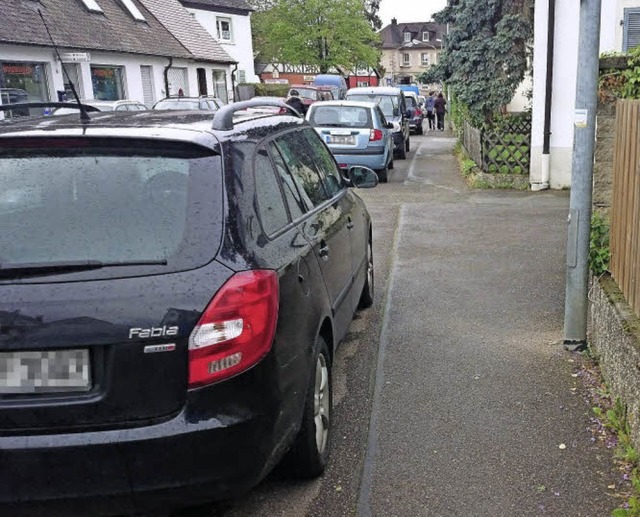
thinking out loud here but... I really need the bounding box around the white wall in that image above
[0,44,231,105]
[187,8,259,83]
[531,0,640,190]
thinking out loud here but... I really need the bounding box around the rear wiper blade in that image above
[0,259,168,277]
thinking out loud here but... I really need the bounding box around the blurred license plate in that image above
[0,349,91,394]
[328,135,355,145]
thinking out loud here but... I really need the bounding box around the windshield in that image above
[309,106,371,128]
[290,88,317,100]
[154,100,200,110]
[346,94,398,117]
[0,143,222,278]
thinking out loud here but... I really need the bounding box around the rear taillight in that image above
[370,129,383,141]
[188,270,279,388]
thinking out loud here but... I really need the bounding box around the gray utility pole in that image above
[564,0,602,350]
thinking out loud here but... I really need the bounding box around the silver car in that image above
[50,100,148,115]
[306,100,394,182]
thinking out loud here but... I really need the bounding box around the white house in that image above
[530,0,640,190]
[0,0,235,116]
[181,0,259,86]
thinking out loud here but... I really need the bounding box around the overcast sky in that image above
[378,0,448,27]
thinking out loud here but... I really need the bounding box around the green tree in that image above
[252,0,381,74]
[364,0,382,30]
[433,0,533,125]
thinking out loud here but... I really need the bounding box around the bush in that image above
[589,212,610,275]
[252,83,290,97]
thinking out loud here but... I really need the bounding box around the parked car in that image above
[0,98,378,515]
[50,99,148,115]
[306,100,394,182]
[312,74,348,100]
[404,95,424,135]
[152,96,224,111]
[285,85,333,115]
[345,86,410,159]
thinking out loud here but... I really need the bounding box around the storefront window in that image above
[0,61,50,118]
[91,66,125,100]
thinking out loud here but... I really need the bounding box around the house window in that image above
[357,80,369,87]
[118,0,146,21]
[91,66,126,100]
[402,53,410,66]
[623,8,640,52]
[216,17,232,42]
[79,0,103,13]
[422,31,430,42]
[421,53,429,66]
[403,32,412,43]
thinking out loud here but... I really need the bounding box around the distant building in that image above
[378,18,447,90]
[0,0,235,115]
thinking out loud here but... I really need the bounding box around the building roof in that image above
[140,0,236,63]
[0,0,192,59]
[180,0,253,15]
[379,20,447,50]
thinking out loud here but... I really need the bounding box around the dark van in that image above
[312,74,348,100]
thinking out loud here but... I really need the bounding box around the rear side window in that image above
[0,141,222,278]
[346,94,398,118]
[254,148,289,235]
[301,129,344,198]
[268,142,306,220]
[273,131,330,209]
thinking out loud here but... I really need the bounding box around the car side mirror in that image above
[385,122,394,129]
[347,166,378,188]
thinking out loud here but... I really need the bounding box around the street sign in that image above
[60,52,91,62]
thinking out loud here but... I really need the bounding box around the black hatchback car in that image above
[0,100,377,515]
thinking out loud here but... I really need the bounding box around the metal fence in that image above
[610,99,640,317]
[462,116,532,175]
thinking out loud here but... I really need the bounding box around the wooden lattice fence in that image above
[462,116,532,175]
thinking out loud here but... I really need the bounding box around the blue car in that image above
[306,100,395,182]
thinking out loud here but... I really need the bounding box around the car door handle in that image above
[347,218,354,230]
[319,242,330,259]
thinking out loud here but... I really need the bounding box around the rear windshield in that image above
[0,141,222,280]
[309,105,372,128]
[289,88,317,100]
[345,94,398,118]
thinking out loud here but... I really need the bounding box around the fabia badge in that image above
[129,326,179,339]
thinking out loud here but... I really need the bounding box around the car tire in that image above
[417,124,424,135]
[406,136,410,152]
[358,239,374,309]
[286,336,332,478]
[388,156,394,170]
[376,168,388,183]
[397,144,407,160]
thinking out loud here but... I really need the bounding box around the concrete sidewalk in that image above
[356,135,616,516]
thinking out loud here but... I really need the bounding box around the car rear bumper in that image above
[0,359,289,516]
[333,147,388,170]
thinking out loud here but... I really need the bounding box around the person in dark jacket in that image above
[434,92,447,131]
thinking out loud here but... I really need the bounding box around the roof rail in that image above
[211,99,301,131]
[0,102,101,114]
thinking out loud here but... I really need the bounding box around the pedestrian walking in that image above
[425,92,435,130]
[434,92,447,131]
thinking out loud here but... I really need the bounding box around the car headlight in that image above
[392,122,402,132]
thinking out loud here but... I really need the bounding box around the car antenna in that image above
[37,9,90,121]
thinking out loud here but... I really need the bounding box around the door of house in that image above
[197,68,208,96]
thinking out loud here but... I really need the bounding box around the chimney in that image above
[391,18,397,25]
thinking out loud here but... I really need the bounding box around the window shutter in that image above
[624,8,640,52]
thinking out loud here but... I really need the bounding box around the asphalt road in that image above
[179,130,618,517]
